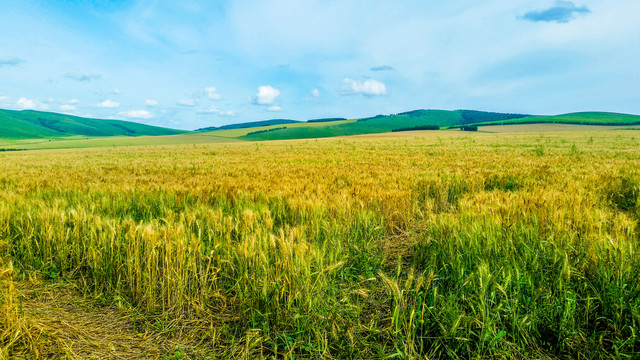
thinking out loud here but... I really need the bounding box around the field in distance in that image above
[1,130,639,359]
[2,108,640,150]
[0,132,238,150]
[199,110,640,141]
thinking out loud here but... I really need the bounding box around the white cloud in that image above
[119,110,153,119]
[96,99,120,108]
[197,106,236,116]
[69,99,80,104]
[59,104,76,111]
[145,99,159,106]
[204,87,221,100]
[15,97,49,110]
[311,88,320,97]
[339,78,387,96]
[16,97,36,109]
[267,105,282,111]
[113,88,121,94]
[254,85,280,105]
[177,99,197,106]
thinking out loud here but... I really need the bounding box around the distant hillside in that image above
[196,119,300,132]
[240,110,530,140]
[0,109,187,139]
[457,110,530,124]
[194,110,533,139]
[234,110,640,141]
[468,112,640,127]
[307,118,347,123]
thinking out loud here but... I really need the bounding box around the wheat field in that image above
[1,130,639,359]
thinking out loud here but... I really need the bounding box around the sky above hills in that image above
[1,0,639,130]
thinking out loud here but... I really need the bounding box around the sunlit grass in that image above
[1,130,639,358]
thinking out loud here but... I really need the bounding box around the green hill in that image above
[195,119,300,132]
[4,109,639,149]
[238,110,529,140]
[307,117,347,123]
[0,109,187,139]
[468,112,640,127]
[232,111,640,141]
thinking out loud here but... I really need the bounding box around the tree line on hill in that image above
[457,110,530,124]
[245,127,288,136]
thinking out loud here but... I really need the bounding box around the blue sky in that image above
[1,0,639,130]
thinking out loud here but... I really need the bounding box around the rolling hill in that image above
[3,108,639,151]
[195,119,301,132]
[466,112,640,127]
[232,110,530,140]
[0,109,187,139]
[201,110,640,141]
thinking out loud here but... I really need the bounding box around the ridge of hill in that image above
[195,119,301,132]
[0,109,187,139]
[3,109,639,148]
[214,110,640,141]
[235,110,531,140]
[466,112,640,127]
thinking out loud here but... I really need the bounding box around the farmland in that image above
[3,109,640,151]
[1,129,640,359]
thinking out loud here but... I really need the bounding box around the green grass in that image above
[202,119,357,138]
[0,109,187,139]
[240,111,463,140]
[238,111,639,141]
[235,110,533,140]
[196,118,301,132]
[0,133,237,150]
[3,109,640,152]
[475,112,640,127]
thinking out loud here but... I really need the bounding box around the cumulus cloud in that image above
[119,110,153,119]
[0,56,26,67]
[16,97,36,109]
[177,99,197,107]
[59,104,76,111]
[197,107,236,116]
[145,99,159,106]
[113,88,121,94]
[521,1,590,23]
[204,87,221,100]
[64,71,102,82]
[339,78,387,96]
[370,65,394,72]
[311,88,320,97]
[96,99,120,108]
[267,105,282,111]
[16,97,48,110]
[253,85,280,105]
[68,99,80,104]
